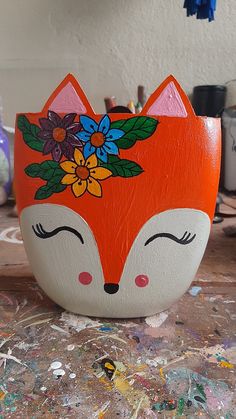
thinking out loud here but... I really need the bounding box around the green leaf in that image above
[50,183,67,193]
[34,181,66,200]
[25,160,64,182]
[17,115,31,132]
[110,116,158,149]
[39,161,64,181]
[101,158,143,178]
[25,159,66,199]
[17,115,43,152]
[35,185,53,200]
[25,163,41,178]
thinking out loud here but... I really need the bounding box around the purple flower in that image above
[38,111,82,161]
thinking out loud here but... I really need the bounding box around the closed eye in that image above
[32,223,84,244]
[144,231,196,246]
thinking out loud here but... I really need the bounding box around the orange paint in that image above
[15,75,221,286]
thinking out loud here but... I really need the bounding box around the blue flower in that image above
[76,115,124,163]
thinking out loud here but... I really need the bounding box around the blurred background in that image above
[0,0,235,124]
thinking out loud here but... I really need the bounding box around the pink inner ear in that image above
[50,82,87,114]
[147,81,187,117]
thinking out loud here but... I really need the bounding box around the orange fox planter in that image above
[14,75,221,317]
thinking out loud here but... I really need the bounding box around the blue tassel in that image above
[184,0,217,21]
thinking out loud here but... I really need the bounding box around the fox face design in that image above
[15,75,221,317]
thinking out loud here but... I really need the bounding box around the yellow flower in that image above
[60,148,112,198]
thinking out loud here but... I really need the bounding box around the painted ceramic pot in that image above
[14,75,221,318]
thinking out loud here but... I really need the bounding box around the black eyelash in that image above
[144,231,196,247]
[32,223,84,244]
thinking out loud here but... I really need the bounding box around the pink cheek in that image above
[135,275,149,288]
[78,272,93,285]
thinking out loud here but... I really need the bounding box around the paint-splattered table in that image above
[0,284,235,418]
[0,203,236,418]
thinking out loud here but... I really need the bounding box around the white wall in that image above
[0,0,235,125]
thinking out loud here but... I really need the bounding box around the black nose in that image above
[104,283,119,294]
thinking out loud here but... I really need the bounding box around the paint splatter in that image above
[49,361,62,370]
[188,286,202,296]
[0,227,22,244]
[60,312,100,332]
[67,344,75,351]
[100,358,116,379]
[177,398,185,415]
[99,326,114,332]
[166,368,233,416]
[114,361,127,372]
[53,369,65,377]
[145,312,168,328]
[146,356,167,367]
[185,343,235,368]
[219,360,234,369]
[152,400,177,412]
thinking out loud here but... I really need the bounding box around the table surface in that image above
[0,202,236,418]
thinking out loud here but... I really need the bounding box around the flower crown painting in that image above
[14,74,221,318]
[18,97,158,200]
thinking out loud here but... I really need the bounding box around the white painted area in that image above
[67,344,75,351]
[145,312,168,328]
[20,204,210,317]
[60,312,101,331]
[0,227,23,244]
[49,361,62,370]
[119,208,210,316]
[53,368,65,376]
[0,0,234,125]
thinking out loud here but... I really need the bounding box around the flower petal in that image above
[62,113,76,128]
[74,148,85,166]
[98,115,110,135]
[43,139,56,155]
[106,128,124,141]
[52,145,62,161]
[38,130,52,140]
[39,118,55,131]
[84,142,95,160]
[61,174,78,185]
[67,122,81,134]
[80,115,98,133]
[76,131,91,142]
[48,110,61,126]
[103,141,119,155]
[90,167,112,180]
[67,133,83,147]
[85,154,97,169]
[61,141,75,160]
[87,177,102,197]
[60,161,77,173]
[96,147,108,163]
[72,180,87,197]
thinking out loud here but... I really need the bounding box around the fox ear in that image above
[42,74,94,114]
[142,75,195,117]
